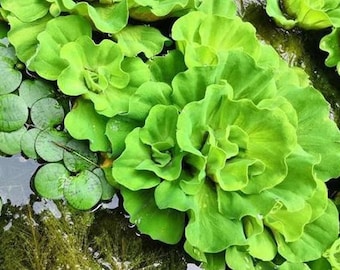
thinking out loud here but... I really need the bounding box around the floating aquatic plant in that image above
[0,0,339,269]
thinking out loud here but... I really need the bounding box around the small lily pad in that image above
[93,168,115,201]
[0,126,26,155]
[20,128,40,159]
[0,43,22,94]
[31,97,65,129]
[62,139,98,173]
[18,79,54,108]
[63,170,103,210]
[35,128,70,162]
[0,94,28,132]
[34,163,70,200]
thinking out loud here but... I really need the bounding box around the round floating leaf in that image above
[35,128,70,162]
[63,139,98,173]
[34,163,70,200]
[20,128,40,159]
[63,170,102,210]
[31,97,64,129]
[0,94,28,132]
[92,168,115,201]
[18,79,54,108]
[0,126,26,155]
[0,43,22,94]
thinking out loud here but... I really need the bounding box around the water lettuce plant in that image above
[0,0,339,269]
[266,0,340,29]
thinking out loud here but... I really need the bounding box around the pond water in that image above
[0,155,202,269]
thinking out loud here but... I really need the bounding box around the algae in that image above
[0,198,191,270]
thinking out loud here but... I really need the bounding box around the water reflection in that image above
[0,154,39,206]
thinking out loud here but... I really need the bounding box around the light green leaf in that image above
[120,187,185,244]
[34,163,70,200]
[185,182,246,253]
[226,246,255,270]
[65,98,110,152]
[127,82,172,121]
[320,28,340,71]
[148,50,186,85]
[275,201,339,262]
[7,14,52,63]
[106,115,141,157]
[172,12,260,67]
[132,0,191,17]
[112,129,161,190]
[114,25,171,58]
[171,51,276,109]
[28,15,92,80]
[1,0,50,22]
[197,0,236,17]
[61,0,128,33]
[280,85,340,181]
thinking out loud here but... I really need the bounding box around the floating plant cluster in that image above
[0,0,339,269]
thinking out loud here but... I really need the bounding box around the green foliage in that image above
[0,0,340,269]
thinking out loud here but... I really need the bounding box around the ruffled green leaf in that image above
[1,0,50,22]
[28,15,92,80]
[275,201,339,262]
[61,0,128,33]
[320,28,340,71]
[172,12,260,67]
[130,0,193,17]
[148,50,187,84]
[280,85,340,181]
[171,51,276,108]
[105,115,141,157]
[185,182,246,253]
[113,25,171,58]
[112,129,161,190]
[196,0,237,17]
[226,246,255,270]
[121,187,185,244]
[65,98,110,152]
[323,238,340,270]
[177,84,296,193]
[7,14,52,63]
[266,0,338,30]
[127,81,172,121]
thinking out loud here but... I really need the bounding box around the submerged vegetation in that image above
[0,0,339,269]
[0,199,189,269]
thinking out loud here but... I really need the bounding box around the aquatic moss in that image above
[0,199,192,270]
